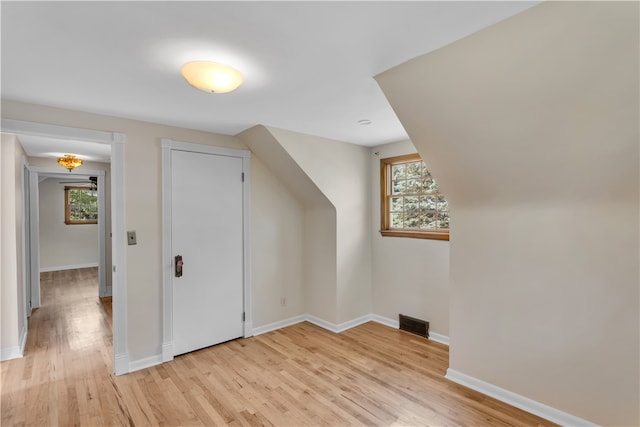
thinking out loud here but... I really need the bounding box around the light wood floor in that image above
[1,268,555,426]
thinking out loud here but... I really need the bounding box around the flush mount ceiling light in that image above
[57,154,83,172]
[181,61,243,93]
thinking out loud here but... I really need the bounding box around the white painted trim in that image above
[111,134,128,375]
[242,152,253,339]
[129,354,163,373]
[335,314,374,332]
[305,315,342,333]
[97,174,107,297]
[28,169,40,309]
[160,138,252,360]
[252,313,451,343]
[1,346,22,361]
[160,142,173,363]
[371,314,398,329]
[445,369,598,427]
[22,157,32,318]
[19,324,27,356]
[305,314,373,333]
[0,326,27,361]
[252,315,307,336]
[113,352,129,376]
[40,262,99,273]
[2,119,116,144]
[429,332,450,346]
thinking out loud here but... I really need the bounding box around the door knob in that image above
[175,255,183,277]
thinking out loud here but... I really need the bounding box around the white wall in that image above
[370,140,449,337]
[376,2,639,425]
[1,133,26,360]
[37,177,99,270]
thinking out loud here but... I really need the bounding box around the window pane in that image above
[424,210,437,229]
[392,179,406,195]
[390,197,403,211]
[437,211,449,229]
[423,196,438,210]
[390,212,404,228]
[404,210,423,228]
[405,161,422,179]
[424,173,439,193]
[392,164,406,180]
[67,188,97,222]
[408,179,429,194]
[437,198,449,213]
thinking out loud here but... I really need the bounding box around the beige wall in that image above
[240,125,372,325]
[370,140,449,337]
[250,156,306,326]
[239,125,336,323]
[1,133,26,359]
[266,127,372,324]
[376,2,639,425]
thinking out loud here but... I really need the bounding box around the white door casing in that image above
[161,139,252,361]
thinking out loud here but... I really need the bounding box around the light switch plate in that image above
[127,231,137,245]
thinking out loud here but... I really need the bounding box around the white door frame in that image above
[22,158,32,318]
[160,138,252,362]
[2,119,129,375]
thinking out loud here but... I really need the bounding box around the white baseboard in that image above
[0,326,28,361]
[129,354,163,374]
[18,325,27,356]
[162,343,173,363]
[252,313,451,345]
[40,262,98,273]
[445,369,597,427]
[253,315,307,336]
[429,332,449,346]
[371,314,398,328]
[1,345,22,361]
[113,352,129,376]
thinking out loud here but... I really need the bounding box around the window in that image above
[380,153,449,240]
[64,186,98,225]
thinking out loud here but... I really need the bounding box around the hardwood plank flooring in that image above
[2,268,555,426]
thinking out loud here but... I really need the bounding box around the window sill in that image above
[65,221,98,225]
[380,229,449,241]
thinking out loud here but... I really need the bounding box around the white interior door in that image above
[171,150,244,356]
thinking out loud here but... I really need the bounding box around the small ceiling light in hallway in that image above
[181,61,243,93]
[57,154,83,172]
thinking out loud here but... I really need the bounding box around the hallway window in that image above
[380,153,449,240]
[64,186,97,224]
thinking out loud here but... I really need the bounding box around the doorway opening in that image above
[2,118,128,375]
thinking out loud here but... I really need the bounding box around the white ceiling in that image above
[1,1,538,154]
[16,134,112,163]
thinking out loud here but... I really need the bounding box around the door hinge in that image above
[242,312,246,322]
[241,172,245,182]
